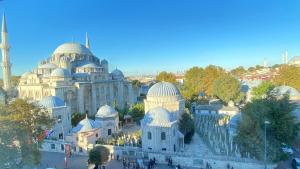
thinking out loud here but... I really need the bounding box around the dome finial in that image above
[85,32,90,49]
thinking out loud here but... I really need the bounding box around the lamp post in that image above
[264,120,270,169]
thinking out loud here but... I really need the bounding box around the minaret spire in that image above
[1,13,12,91]
[85,32,90,49]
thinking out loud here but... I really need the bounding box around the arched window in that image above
[161,132,166,140]
[147,132,152,140]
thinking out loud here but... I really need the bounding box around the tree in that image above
[202,65,226,97]
[273,65,300,91]
[213,73,242,104]
[178,110,195,144]
[156,71,176,83]
[128,102,144,122]
[236,94,299,161]
[131,80,142,89]
[89,145,110,167]
[0,99,54,168]
[181,67,205,100]
[230,66,246,77]
[251,81,275,100]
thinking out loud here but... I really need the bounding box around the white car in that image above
[281,143,294,155]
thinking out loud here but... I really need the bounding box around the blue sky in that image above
[1,0,300,77]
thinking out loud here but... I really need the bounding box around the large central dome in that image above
[53,42,93,55]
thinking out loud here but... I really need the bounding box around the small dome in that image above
[51,68,71,78]
[53,42,93,55]
[143,107,175,125]
[72,115,97,133]
[38,63,58,69]
[101,59,108,64]
[147,82,181,97]
[273,85,300,97]
[96,105,117,118]
[39,96,65,108]
[111,69,124,80]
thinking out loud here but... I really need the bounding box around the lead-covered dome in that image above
[72,115,97,133]
[147,82,181,98]
[51,68,71,78]
[39,96,65,108]
[96,105,118,118]
[111,69,124,80]
[142,107,175,126]
[53,43,93,55]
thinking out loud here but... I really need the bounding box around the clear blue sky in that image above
[1,0,300,77]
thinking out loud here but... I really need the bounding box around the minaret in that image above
[1,14,11,91]
[85,32,90,49]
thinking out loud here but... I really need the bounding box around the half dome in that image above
[51,68,71,78]
[111,69,124,80]
[53,43,92,55]
[39,96,65,108]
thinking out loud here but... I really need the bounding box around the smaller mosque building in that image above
[39,96,72,140]
[141,82,185,154]
[66,104,119,153]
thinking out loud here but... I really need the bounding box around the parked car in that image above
[292,158,300,169]
[281,143,293,155]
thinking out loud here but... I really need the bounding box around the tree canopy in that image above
[236,94,299,161]
[156,71,176,83]
[273,65,300,91]
[230,66,246,77]
[251,81,275,100]
[212,73,242,104]
[128,102,145,122]
[89,145,110,166]
[0,99,54,168]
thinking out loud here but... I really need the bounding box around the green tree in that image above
[213,73,241,104]
[251,81,275,100]
[230,66,246,77]
[128,102,144,122]
[236,94,299,161]
[0,99,54,168]
[89,145,110,167]
[202,65,226,97]
[132,80,142,89]
[178,110,195,144]
[181,67,205,100]
[273,65,300,91]
[156,71,176,83]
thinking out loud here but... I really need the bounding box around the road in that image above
[39,151,88,169]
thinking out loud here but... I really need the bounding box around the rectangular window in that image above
[51,144,55,149]
[148,147,152,150]
[162,148,167,151]
[161,132,166,140]
[61,144,64,151]
[148,132,152,140]
[108,129,112,136]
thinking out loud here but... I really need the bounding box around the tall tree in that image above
[213,73,242,104]
[236,94,299,161]
[181,66,205,100]
[0,99,54,168]
[202,65,226,96]
[178,110,195,144]
[156,71,176,83]
[273,65,300,91]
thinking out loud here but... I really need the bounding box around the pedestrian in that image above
[117,154,119,161]
[110,153,113,160]
[227,163,230,169]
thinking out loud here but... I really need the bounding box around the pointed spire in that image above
[2,13,7,33]
[85,32,90,49]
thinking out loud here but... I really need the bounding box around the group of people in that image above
[147,157,156,169]
[122,158,141,169]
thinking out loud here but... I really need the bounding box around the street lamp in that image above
[264,120,270,169]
